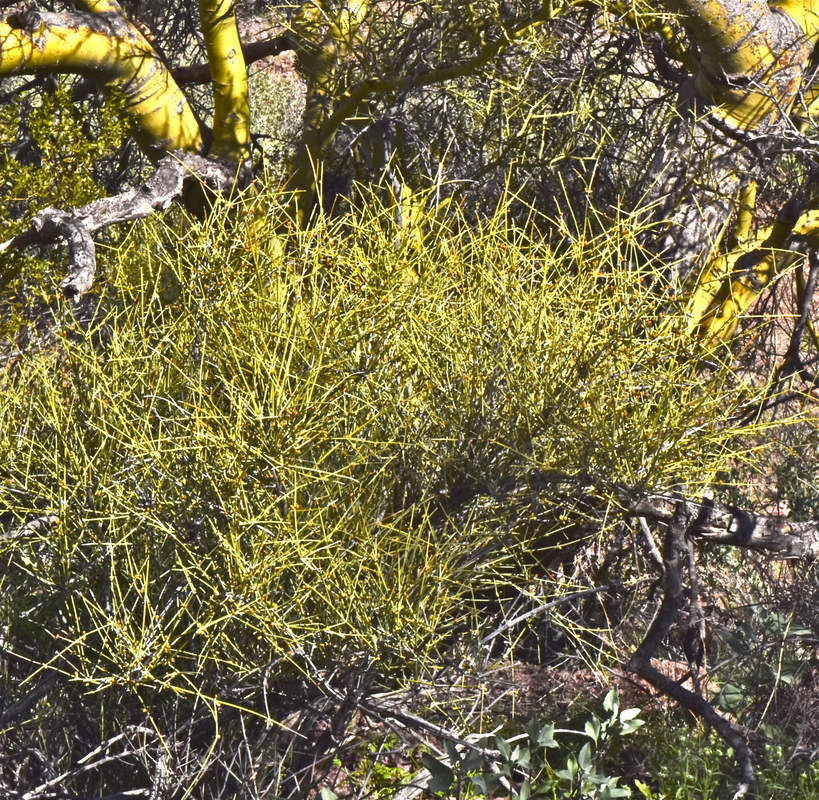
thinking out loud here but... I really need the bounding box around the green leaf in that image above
[761,612,786,637]
[421,753,455,794]
[320,790,339,800]
[603,688,619,717]
[527,716,541,745]
[634,779,657,798]
[585,715,602,744]
[511,744,531,769]
[496,736,512,760]
[537,722,558,748]
[716,683,747,713]
[517,778,532,800]
[716,629,750,655]
[619,708,644,735]
[444,740,460,766]
[470,773,501,795]
[738,622,758,643]
[620,717,645,735]
[462,748,484,773]
[602,786,632,799]
[578,742,593,772]
[561,754,578,779]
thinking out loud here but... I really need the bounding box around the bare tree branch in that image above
[626,492,819,560]
[627,502,757,800]
[0,152,252,301]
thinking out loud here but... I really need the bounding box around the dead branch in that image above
[0,514,59,542]
[626,492,819,560]
[0,152,252,301]
[626,502,757,800]
[0,674,57,727]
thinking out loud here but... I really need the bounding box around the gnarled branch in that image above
[626,501,757,799]
[0,152,252,301]
[626,492,819,560]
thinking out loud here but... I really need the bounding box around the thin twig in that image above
[479,585,615,646]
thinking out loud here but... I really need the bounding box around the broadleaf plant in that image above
[422,689,644,800]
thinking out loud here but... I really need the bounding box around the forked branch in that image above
[0,152,252,300]
[626,491,819,559]
[626,503,757,799]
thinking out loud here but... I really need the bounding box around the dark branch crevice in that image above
[5,3,40,33]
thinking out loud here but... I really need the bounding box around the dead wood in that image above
[626,491,819,560]
[0,152,252,301]
[626,501,757,800]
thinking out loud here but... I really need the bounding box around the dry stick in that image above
[637,516,665,571]
[479,585,615,646]
[783,249,819,376]
[627,502,757,800]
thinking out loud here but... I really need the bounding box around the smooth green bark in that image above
[199,0,252,163]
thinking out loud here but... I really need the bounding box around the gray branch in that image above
[626,502,757,799]
[626,492,819,560]
[0,151,252,301]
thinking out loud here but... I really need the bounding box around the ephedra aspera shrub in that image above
[0,187,775,798]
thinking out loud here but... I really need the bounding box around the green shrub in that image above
[0,187,779,797]
[421,689,644,800]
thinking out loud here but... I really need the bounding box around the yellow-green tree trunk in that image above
[654,0,819,346]
[0,5,203,159]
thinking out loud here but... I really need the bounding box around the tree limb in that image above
[0,152,251,301]
[199,0,251,162]
[172,36,294,85]
[626,492,819,560]
[0,8,203,158]
[626,502,757,800]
